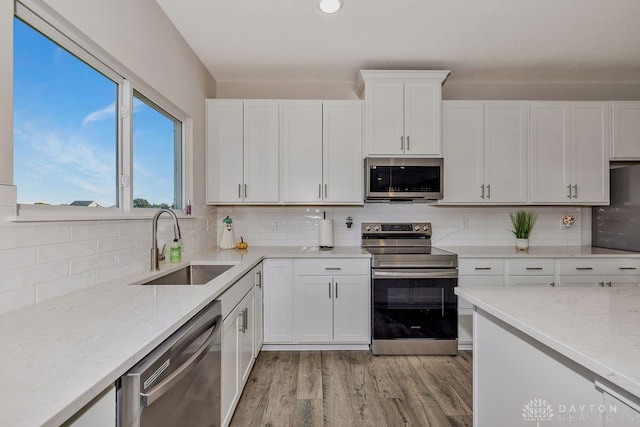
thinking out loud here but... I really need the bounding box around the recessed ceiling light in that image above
[319,0,342,14]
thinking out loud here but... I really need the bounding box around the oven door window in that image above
[372,277,457,340]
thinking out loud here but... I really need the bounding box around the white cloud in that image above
[82,103,115,126]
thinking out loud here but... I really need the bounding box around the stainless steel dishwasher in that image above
[119,300,222,427]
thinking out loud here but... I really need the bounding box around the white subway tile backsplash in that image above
[20,261,69,288]
[0,225,70,250]
[37,240,97,264]
[0,247,36,270]
[97,236,137,254]
[35,271,96,303]
[69,253,118,275]
[0,286,35,313]
[71,223,118,241]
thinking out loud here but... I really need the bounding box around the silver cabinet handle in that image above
[406,135,410,150]
[606,282,612,287]
[256,270,262,288]
[487,184,491,199]
[319,184,322,199]
[141,315,222,407]
[238,184,242,199]
[549,282,556,287]
[618,267,638,270]
[328,281,332,298]
[244,184,247,198]
[481,184,485,199]
[244,308,248,332]
[576,267,593,271]
[335,282,338,298]
[325,267,342,271]
[324,184,328,199]
[475,267,491,270]
[573,184,578,199]
[526,267,543,271]
[400,135,404,150]
[567,185,572,198]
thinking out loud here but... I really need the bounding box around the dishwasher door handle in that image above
[140,314,222,407]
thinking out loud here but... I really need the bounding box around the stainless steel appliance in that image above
[119,300,222,427]
[364,157,444,201]
[593,164,640,252]
[362,222,458,355]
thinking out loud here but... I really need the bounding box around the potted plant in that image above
[510,210,537,250]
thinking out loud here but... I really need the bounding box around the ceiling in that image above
[155,0,640,85]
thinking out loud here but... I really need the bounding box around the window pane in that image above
[132,92,182,209]
[13,18,118,207]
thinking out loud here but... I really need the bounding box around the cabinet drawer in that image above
[459,259,504,275]
[295,259,370,276]
[557,258,640,276]
[506,259,555,275]
[458,276,504,309]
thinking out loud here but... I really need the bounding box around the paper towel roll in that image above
[319,219,334,248]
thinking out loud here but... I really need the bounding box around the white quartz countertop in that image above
[440,245,640,258]
[0,246,369,427]
[455,286,640,399]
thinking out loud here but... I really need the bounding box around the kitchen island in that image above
[456,286,640,426]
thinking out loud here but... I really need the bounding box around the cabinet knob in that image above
[549,282,555,287]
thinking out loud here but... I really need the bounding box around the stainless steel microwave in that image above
[365,157,443,201]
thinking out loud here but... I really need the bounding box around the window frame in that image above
[12,0,191,220]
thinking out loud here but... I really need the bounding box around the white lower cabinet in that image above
[62,386,115,427]
[253,263,264,355]
[220,266,259,427]
[263,259,294,343]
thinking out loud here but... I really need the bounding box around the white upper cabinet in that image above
[281,100,363,204]
[357,70,450,156]
[206,99,279,204]
[530,102,609,205]
[442,101,528,204]
[611,101,640,159]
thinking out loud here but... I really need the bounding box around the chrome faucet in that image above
[150,208,182,271]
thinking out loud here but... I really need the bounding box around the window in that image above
[12,6,185,213]
[132,92,183,209]
[13,18,118,207]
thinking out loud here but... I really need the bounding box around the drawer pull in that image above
[475,267,492,270]
[526,267,543,271]
[325,267,342,271]
[618,267,637,270]
[575,267,593,271]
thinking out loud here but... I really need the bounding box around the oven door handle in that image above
[372,269,458,279]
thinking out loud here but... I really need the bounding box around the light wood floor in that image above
[230,350,473,427]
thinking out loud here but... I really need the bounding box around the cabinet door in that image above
[483,102,528,203]
[602,388,640,426]
[280,101,323,202]
[605,275,640,288]
[206,100,244,203]
[296,275,333,342]
[64,386,115,427]
[263,259,294,343]
[530,102,571,203]
[333,275,370,343]
[364,82,404,155]
[571,102,610,204]
[243,101,279,203]
[238,289,254,386]
[323,101,363,203]
[442,101,484,203]
[253,264,264,354]
[559,275,600,287]
[221,308,240,427]
[611,101,640,159]
[404,82,441,155]
[505,276,556,287]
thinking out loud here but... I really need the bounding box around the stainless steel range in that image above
[362,222,458,355]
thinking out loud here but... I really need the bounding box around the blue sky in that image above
[13,18,177,207]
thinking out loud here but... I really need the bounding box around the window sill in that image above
[9,205,196,223]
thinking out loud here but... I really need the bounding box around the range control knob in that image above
[365,225,372,232]
[423,225,429,231]
[414,225,421,231]
[373,225,380,231]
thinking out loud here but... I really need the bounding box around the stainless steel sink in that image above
[139,264,236,286]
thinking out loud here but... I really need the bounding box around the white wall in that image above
[214,205,584,248]
[0,0,218,313]
[217,79,640,101]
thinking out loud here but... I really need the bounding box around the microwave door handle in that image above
[140,314,222,407]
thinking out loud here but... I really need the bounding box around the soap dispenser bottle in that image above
[169,238,182,263]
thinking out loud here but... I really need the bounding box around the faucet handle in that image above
[158,243,167,262]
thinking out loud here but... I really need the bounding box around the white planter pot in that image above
[516,238,529,251]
